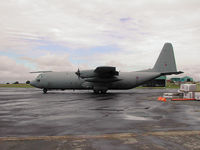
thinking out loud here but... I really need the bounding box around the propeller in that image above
[75,68,81,79]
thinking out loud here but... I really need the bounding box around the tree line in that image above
[6,81,30,84]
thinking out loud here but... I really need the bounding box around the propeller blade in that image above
[75,68,81,79]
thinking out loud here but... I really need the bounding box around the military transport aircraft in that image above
[30,43,183,94]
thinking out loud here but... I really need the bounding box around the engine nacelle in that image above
[76,70,96,78]
[75,66,119,79]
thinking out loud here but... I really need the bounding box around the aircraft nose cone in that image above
[30,80,36,87]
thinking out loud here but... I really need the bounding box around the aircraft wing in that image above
[77,66,121,83]
[89,66,120,83]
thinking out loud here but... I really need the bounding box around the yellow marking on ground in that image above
[0,133,136,141]
[147,130,200,136]
[0,131,199,142]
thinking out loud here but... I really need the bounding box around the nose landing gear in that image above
[93,89,107,94]
[43,88,48,94]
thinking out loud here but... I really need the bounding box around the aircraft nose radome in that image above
[30,80,36,87]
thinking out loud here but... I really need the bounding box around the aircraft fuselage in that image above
[30,71,161,91]
[30,43,182,94]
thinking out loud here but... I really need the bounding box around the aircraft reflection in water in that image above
[30,43,183,94]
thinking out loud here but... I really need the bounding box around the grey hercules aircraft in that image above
[30,43,183,94]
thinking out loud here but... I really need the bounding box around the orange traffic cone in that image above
[161,97,167,102]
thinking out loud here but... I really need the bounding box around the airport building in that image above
[143,76,194,87]
[170,77,181,82]
[170,76,193,83]
[180,76,194,82]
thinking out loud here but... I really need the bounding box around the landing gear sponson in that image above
[42,88,106,94]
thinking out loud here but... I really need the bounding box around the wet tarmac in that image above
[0,88,200,150]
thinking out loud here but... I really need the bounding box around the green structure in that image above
[157,76,167,80]
[143,76,193,87]
[170,77,181,82]
[170,76,193,83]
[180,76,193,82]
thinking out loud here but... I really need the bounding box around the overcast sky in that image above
[0,0,200,83]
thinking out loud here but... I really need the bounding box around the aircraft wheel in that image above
[43,88,47,94]
[93,90,99,94]
[101,90,107,94]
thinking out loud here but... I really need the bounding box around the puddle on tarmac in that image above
[123,114,151,121]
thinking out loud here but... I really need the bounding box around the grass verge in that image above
[0,84,33,88]
[0,83,199,90]
[197,83,200,92]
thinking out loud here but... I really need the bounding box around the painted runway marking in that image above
[1,131,200,141]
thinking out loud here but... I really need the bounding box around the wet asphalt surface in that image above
[1,88,200,150]
[1,87,200,138]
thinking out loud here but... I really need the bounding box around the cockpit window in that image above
[36,74,44,82]
[36,74,43,79]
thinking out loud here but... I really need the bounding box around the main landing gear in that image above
[43,88,48,94]
[93,89,107,94]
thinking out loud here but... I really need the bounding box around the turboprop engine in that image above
[75,67,119,79]
[75,69,96,79]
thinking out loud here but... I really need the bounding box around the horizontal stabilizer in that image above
[160,71,183,76]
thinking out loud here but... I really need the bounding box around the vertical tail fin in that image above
[153,43,177,73]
